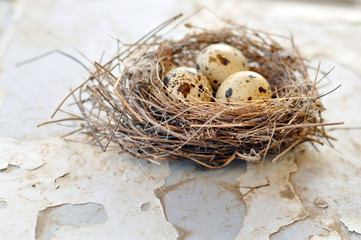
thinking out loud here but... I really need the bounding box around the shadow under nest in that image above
[50,16,337,169]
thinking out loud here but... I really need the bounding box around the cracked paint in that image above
[310,220,343,240]
[156,160,247,240]
[340,217,361,235]
[279,141,361,240]
[1,0,361,239]
[0,136,177,240]
[0,137,47,170]
[35,202,107,240]
[236,153,308,239]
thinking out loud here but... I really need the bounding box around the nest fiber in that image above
[49,16,335,168]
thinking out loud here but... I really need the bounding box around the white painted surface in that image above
[1,0,361,239]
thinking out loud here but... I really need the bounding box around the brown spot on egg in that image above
[242,62,246,67]
[259,87,267,93]
[248,97,252,100]
[246,80,249,83]
[198,84,204,92]
[205,66,209,71]
[216,54,230,65]
[225,88,233,98]
[177,83,194,98]
[209,56,217,63]
[163,76,170,87]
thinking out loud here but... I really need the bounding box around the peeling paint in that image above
[0,137,47,170]
[1,0,361,239]
[236,153,309,239]
[0,137,178,240]
[35,202,107,240]
[0,163,20,173]
[340,217,361,235]
[309,220,343,240]
[157,160,246,240]
[268,61,361,239]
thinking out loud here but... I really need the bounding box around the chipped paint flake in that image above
[289,140,361,239]
[340,217,361,235]
[0,137,46,170]
[36,203,107,240]
[1,0,361,238]
[310,231,342,240]
[236,153,308,239]
[0,137,178,240]
[158,161,247,240]
[309,220,342,240]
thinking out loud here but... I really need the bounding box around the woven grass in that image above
[42,14,340,168]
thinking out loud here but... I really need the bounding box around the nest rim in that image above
[44,14,339,169]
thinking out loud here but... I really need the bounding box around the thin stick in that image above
[103,13,183,67]
[316,66,335,85]
[272,140,301,163]
[260,123,276,166]
[264,122,343,133]
[47,32,94,67]
[191,123,253,128]
[37,117,83,128]
[45,17,337,168]
[16,50,91,73]
[50,77,92,119]
[72,90,104,151]
[112,50,144,123]
[316,84,341,99]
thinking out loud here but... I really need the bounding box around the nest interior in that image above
[49,19,333,169]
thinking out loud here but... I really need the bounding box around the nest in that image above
[46,14,337,169]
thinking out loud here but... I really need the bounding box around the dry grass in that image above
[42,14,341,168]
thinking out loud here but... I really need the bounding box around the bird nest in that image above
[45,14,338,169]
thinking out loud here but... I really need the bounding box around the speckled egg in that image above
[196,43,249,91]
[162,67,213,102]
[216,71,272,103]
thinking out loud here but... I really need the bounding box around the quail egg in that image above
[196,43,249,91]
[162,66,213,102]
[216,71,272,103]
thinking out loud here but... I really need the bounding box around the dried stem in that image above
[46,17,341,168]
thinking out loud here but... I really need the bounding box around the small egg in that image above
[216,71,272,103]
[196,43,249,91]
[162,66,213,102]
